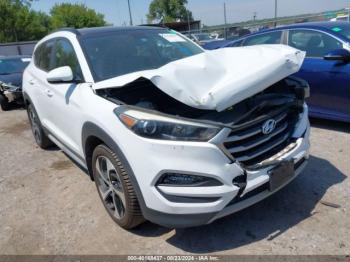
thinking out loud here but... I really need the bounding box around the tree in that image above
[0,1,107,43]
[0,0,50,42]
[147,0,193,24]
[50,3,107,30]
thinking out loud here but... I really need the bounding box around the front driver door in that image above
[44,38,86,156]
[288,29,350,120]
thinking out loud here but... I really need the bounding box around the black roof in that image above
[56,26,166,37]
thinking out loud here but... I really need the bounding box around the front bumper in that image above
[0,84,22,103]
[116,105,310,228]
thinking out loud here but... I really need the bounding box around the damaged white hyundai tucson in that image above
[23,26,310,229]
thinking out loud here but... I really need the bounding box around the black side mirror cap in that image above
[324,48,350,62]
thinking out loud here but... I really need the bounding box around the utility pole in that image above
[187,11,191,35]
[127,0,133,26]
[224,2,228,39]
[274,0,278,27]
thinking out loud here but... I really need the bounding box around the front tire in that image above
[92,144,145,229]
[27,104,53,149]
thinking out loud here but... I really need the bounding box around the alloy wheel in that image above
[95,156,126,219]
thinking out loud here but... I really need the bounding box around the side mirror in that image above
[324,48,350,62]
[47,66,74,84]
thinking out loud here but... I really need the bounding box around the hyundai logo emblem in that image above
[262,119,276,135]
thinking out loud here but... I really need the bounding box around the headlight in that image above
[115,108,221,142]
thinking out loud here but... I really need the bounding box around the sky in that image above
[31,0,350,26]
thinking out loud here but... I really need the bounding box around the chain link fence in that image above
[179,10,349,41]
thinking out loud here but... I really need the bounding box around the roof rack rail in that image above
[53,27,81,35]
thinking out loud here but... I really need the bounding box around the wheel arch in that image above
[81,122,148,214]
[22,92,32,107]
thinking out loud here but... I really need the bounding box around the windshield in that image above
[81,29,203,82]
[194,34,213,41]
[328,24,350,41]
[0,58,30,75]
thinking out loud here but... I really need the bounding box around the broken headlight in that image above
[115,108,221,142]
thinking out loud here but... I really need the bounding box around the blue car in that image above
[0,55,31,110]
[207,22,350,123]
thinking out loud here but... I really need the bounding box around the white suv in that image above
[23,27,310,229]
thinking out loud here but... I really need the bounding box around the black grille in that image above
[227,183,269,207]
[224,105,300,167]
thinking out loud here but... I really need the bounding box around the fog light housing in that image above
[295,84,310,100]
[157,173,222,187]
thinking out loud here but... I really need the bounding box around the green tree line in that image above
[0,0,194,43]
[0,0,107,43]
[147,0,193,23]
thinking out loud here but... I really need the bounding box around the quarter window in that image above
[288,30,343,57]
[243,31,282,46]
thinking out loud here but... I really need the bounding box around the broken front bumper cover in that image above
[0,82,22,103]
[124,106,310,228]
[143,132,309,228]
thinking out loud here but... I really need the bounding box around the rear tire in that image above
[27,104,53,149]
[0,93,10,111]
[92,144,145,229]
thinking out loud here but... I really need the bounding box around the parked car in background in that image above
[203,39,233,50]
[0,55,31,110]
[209,32,224,40]
[330,15,349,22]
[23,26,309,229]
[211,22,350,123]
[190,33,216,45]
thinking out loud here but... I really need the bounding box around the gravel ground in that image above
[0,107,349,255]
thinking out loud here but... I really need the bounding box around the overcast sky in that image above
[31,0,350,26]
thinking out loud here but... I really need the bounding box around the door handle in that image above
[45,89,53,97]
[29,79,35,85]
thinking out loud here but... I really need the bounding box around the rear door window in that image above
[243,31,283,46]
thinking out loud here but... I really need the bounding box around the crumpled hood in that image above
[93,44,305,112]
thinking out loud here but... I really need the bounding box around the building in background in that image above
[142,20,201,33]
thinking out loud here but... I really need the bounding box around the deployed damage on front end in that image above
[95,44,309,170]
[24,26,311,229]
[94,44,306,112]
